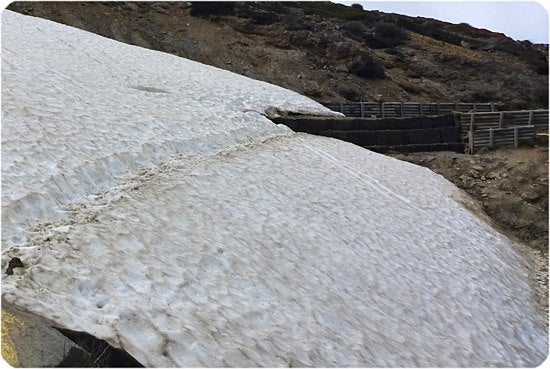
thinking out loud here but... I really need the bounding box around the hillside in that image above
[7,1,549,109]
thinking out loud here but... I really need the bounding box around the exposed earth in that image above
[6,1,549,108]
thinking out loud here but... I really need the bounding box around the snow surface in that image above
[1,10,547,367]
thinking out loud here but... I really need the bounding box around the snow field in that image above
[1,10,547,367]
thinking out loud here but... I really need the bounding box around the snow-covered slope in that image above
[1,10,547,367]
[1,10,338,245]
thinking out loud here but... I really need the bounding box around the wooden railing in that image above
[323,102,498,118]
[460,110,548,153]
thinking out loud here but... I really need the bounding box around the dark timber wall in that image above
[271,114,464,153]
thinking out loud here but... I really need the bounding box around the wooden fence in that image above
[460,110,548,152]
[323,102,497,118]
[323,102,548,152]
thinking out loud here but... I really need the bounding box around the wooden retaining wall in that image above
[323,102,497,118]
[460,110,548,152]
[271,114,464,153]
[460,110,549,135]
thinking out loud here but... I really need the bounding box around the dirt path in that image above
[391,145,548,314]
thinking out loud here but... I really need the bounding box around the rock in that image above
[520,189,540,202]
[1,305,86,367]
[469,169,480,178]
[5,257,23,275]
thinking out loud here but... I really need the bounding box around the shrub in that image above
[233,5,281,25]
[339,87,363,101]
[349,56,386,79]
[534,85,549,108]
[360,22,408,49]
[189,2,235,17]
[298,2,370,21]
[470,89,499,103]
[351,3,364,10]
[372,22,407,41]
[364,34,395,49]
[343,20,369,40]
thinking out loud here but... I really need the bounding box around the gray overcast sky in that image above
[337,1,549,43]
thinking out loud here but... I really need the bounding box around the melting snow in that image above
[1,10,547,367]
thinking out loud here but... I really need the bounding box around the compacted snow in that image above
[1,10,547,367]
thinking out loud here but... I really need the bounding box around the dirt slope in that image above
[6,1,549,108]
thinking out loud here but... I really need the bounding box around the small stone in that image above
[5,257,24,275]
[520,189,540,202]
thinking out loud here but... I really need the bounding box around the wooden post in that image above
[455,102,459,112]
[489,128,494,147]
[437,103,441,116]
[473,103,477,113]
[419,103,424,117]
[360,102,365,118]
[381,102,386,119]
[468,131,474,154]
[470,113,475,131]
[499,112,504,128]
[514,127,519,147]
[490,103,495,112]
[400,102,404,118]
[340,102,345,114]
[528,110,534,125]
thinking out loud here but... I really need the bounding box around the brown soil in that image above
[6,1,548,108]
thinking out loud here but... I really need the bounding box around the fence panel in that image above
[472,126,535,148]
[323,102,500,118]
